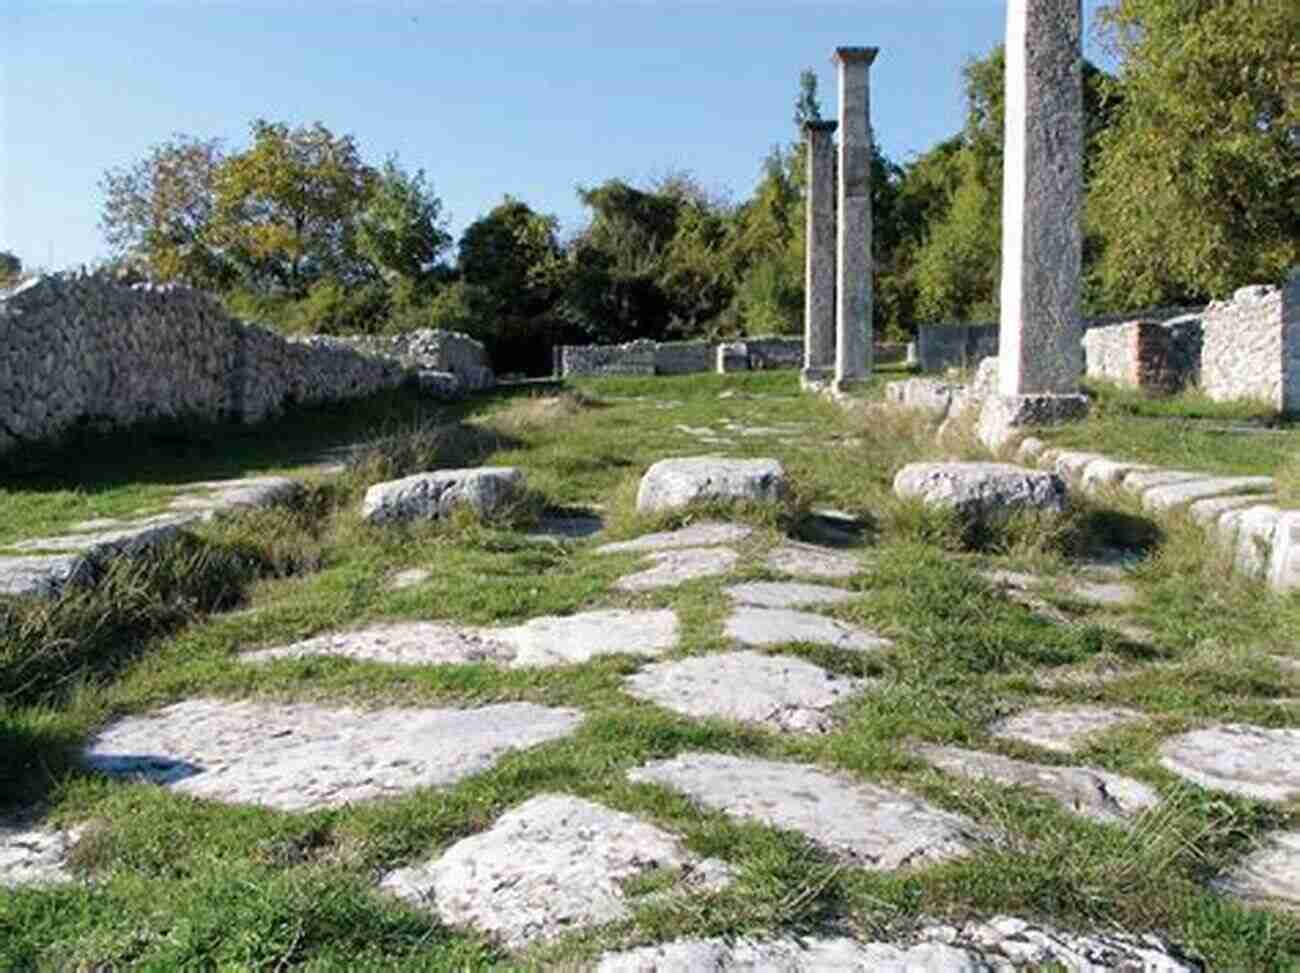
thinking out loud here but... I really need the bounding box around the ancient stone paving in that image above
[724,606,890,652]
[245,609,679,669]
[912,744,1160,826]
[1158,725,1300,801]
[625,651,866,733]
[764,541,861,578]
[628,753,977,870]
[387,567,432,590]
[613,547,738,592]
[379,794,732,949]
[82,699,582,811]
[1214,830,1300,913]
[991,706,1146,754]
[595,522,753,554]
[724,581,854,609]
[0,822,84,888]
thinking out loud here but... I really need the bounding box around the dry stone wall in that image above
[560,336,806,378]
[329,330,494,392]
[1201,275,1299,414]
[0,273,493,455]
[1083,319,1181,390]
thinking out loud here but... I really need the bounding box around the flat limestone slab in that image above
[596,522,753,554]
[613,547,738,592]
[725,607,890,653]
[991,706,1145,754]
[387,567,432,590]
[1068,580,1138,607]
[625,651,866,733]
[1079,458,1156,493]
[1141,476,1273,513]
[1120,469,1203,495]
[379,794,732,950]
[1215,830,1300,913]
[724,581,854,609]
[244,609,679,670]
[1158,724,1300,801]
[11,513,200,555]
[0,822,83,888]
[636,457,787,514]
[912,744,1160,825]
[83,698,582,811]
[597,918,1197,972]
[629,753,976,870]
[170,476,304,516]
[0,553,89,598]
[765,541,861,578]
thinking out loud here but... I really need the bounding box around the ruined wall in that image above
[1083,319,1180,390]
[329,329,494,391]
[560,340,657,377]
[1201,276,1300,413]
[0,273,414,454]
[560,336,804,378]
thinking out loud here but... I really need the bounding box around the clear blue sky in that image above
[2,1,1113,272]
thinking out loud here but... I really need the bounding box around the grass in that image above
[2,369,1298,970]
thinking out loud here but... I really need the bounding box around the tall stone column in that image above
[801,120,838,390]
[833,46,878,393]
[979,0,1089,450]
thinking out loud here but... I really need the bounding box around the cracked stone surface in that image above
[725,607,890,652]
[764,541,861,578]
[625,651,866,733]
[83,698,582,811]
[636,457,787,514]
[0,553,90,598]
[894,462,1068,519]
[613,547,738,592]
[595,522,753,554]
[0,821,84,888]
[1214,830,1300,913]
[629,753,977,870]
[597,918,1197,972]
[169,476,304,516]
[11,513,201,555]
[912,744,1160,825]
[724,581,854,609]
[379,794,732,950]
[991,706,1146,754]
[245,609,679,669]
[1158,724,1300,801]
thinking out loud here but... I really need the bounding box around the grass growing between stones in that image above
[2,370,1298,969]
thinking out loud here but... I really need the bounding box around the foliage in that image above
[0,250,21,287]
[355,159,451,287]
[1088,0,1300,305]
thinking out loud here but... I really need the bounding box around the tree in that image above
[99,135,229,287]
[356,159,451,287]
[1088,0,1299,305]
[0,251,21,287]
[209,120,375,295]
[793,68,822,133]
[459,197,564,319]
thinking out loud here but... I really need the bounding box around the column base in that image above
[977,393,1090,453]
[800,367,834,392]
[831,375,871,397]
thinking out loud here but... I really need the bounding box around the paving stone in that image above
[1120,469,1203,495]
[246,610,679,669]
[492,608,679,667]
[596,522,753,554]
[387,568,432,590]
[912,744,1160,825]
[1158,724,1300,801]
[1275,655,1300,674]
[68,517,126,532]
[597,920,1198,972]
[894,462,1068,520]
[0,553,91,598]
[1047,450,1109,483]
[379,794,732,950]
[1031,656,1156,691]
[724,581,854,609]
[725,606,890,652]
[636,457,787,514]
[765,541,861,578]
[1067,580,1138,607]
[1141,476,1273,514]
[991,706,1146,754]
[83,698,582,811]
[1078,458,1156,494]
[1215,830,1300,913]
[0,821,84,888]
[625,651,866,733]
[1186,492,1276,527]
[11,513,201,555]
[629,753,976,870]
[170,476,304,516]
[613,547,738,592]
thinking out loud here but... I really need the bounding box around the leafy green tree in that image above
[459,197,564,318]
[99,135,230,287]
[209,120,375,295]
[793,69,822,131]
[356,159,451,287]
[1088,0,1299,305]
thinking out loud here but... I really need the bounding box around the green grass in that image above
[2,370,1297,970]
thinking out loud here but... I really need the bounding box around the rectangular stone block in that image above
[1269,510,1300,592]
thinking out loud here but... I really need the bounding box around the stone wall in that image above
[1083,319,1179,390]
[560,336,805,378]
[560,340,657,377]
[0,273,487,455]
[330,329,494,391]
[1201,276,1300,414]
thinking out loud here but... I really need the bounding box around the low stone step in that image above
[379,794,732,950]
[629,753,977,870]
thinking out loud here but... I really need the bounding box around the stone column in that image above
[801,120,838,390]
[833,46,878,393]
[979,0,1089,450]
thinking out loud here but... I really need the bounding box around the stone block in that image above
[893,461,1068,521]
[1141,476,1273,513]
[715,342,749,374]
[1268,510,1300,593]
[635,457,787,514]
[361,467,525,524]
[976,393,1089,452]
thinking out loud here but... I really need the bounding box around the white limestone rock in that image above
[724,581,854,609]
[764,541,862,578]
[83,698,582,811]
[11,513,201,556]
[1141,476,1273,513]
[494,609,680,667]
[0,821,84,888]
[625,651,866,734]
[0,553,91,599]
[596,522,753,554]
[725,606,890,653]
[629,753,977,870]
[635,457,787,514]
[894,462,1068,520]
[244,621,516,666]
[1158,724,1300,801]
[613,547,738,592]
[1214,830,1300,913]
[1268,509,1300,593]
[361,467,524,524]
[379,794,732,949]
[913,743,1160,825]
[170,476,304,515]
[991,706,1145,754]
